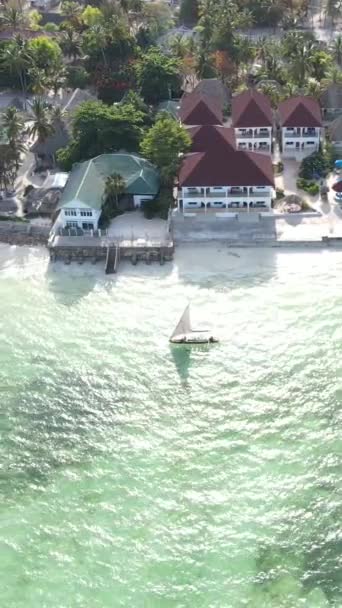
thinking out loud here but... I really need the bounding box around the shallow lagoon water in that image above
[0,243,341,607]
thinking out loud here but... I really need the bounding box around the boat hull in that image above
[170,333,219,344]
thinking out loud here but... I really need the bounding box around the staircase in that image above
[105,245,120,274]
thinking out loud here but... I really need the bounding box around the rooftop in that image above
[320,84,342,111]
[58,153,160,211]
[179,91,223,126]
[278,96,322,128]
[179,128,274,188]
[187,125,236,153]
[328,114,342,141]
[232,89,273,128]
[192,79,231,107]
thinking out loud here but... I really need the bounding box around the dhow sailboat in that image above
[169,305,218,344]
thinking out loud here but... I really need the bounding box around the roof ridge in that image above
[75,159,93,200]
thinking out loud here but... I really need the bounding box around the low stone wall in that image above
[0,222,50,246]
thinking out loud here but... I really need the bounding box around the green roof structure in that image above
[58,153,160,211]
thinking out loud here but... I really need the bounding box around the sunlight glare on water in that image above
[0,243,341,607]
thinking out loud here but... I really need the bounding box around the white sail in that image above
[170,305,191,340]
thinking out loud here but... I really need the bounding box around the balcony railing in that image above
[236,131,272,139]
[181,190,270,199]
[284,131,319,138]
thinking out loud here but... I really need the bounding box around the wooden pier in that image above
[48,234,174,271]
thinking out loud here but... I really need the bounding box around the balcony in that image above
[284,130,319,138]
[181,190,270,199]
[236,131,271,139]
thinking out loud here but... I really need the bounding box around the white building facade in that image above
[235,127,273,153]
[178,185,273,212]
[281,126,321,158]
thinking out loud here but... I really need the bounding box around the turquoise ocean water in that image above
[0,243,341,607]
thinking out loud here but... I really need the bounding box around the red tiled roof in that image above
[179,148,274,188]
[179,91,223,125]
[278,96,322,127]
[187,125,236,152]
[232,89,273,128]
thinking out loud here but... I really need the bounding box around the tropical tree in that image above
[304,78,323,98]
[28,66,48,95]
[331,34,342,65]
[169,34,189,59]
[256,82,281,108]
[29,98,55,142]
[135,49,181,103]
[60,28,82,61]
[2,106,24,143]
[103,173,126,210]
[47,58,67,97]
[57,100,145,170]
[0,36,31,108]
[140,115,191,186]
[179,0,199,25]
[0,6,27,29]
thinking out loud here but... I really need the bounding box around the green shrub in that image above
[142,189,173,219]
[66,66,90,90]
[299,147,329,179]
[276,188,285,199]
[297,178,319,195]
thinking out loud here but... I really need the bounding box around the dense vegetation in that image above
[0,0,341,212]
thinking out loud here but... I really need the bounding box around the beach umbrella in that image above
[332,180,342,192]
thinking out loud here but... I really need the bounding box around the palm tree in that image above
[103,173,126,209]
[29,98,55,142]
[60,28,82,61]
[257,82,280,108]
[304,78,323,98]
[28,66,48,96]
[169,34,188,59]
[0,6,26,29]
[2,106,24,143]
[2,106,25,172]
[322,64,342,86]
[331,34,342,65]
[47,58,66,98]
[89,23,108,67]
[0,36,30,109]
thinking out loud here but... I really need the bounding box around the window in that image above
[259,128,268,133]
[213,201,224,207]
[213,187,224,191]
[186,201,199,206]
[307,141,315,145]
[64,209,77,216]
[286,141,294,146]
[66,221,78,228]
[82,222,94,230]
[80,210,92,217]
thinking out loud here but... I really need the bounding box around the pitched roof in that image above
[193,79,231,107]
[278,96,322,127]
[187,125,236,152]
[328,115,342,141]
[179,148,274,188]
[61,88,97,113]
[30,121,70,156]
[232,89,273,128]
[320,84,342,110]
[179,91,223,125]
[58,153,160,210]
